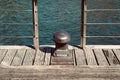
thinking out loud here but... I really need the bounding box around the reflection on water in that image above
[0,0,120,45]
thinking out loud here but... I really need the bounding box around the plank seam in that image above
[21,50,27,66]
[92,49,99,65]
[73,49,77,65]
[32,50,37,65]
[83,49,88,65]
[112,49,120,64]
[0,49,8,64]
[10,50,18,66]
[102,49,110,65]
[73,49,77,66]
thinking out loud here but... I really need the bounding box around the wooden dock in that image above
[0,45,120,80]
[0,0,120,79]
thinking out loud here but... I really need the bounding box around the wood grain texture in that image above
[34,50,45,65]
[23,49,36,66]
[1,49,17,66]
[0,66,120,80]
[11,49,26,66]
[93,49,109,65]
[113,49,120,63]
[0,49,7,63]
[84,48,97,65]
[103,49,120,65]
[32,0,39,49]
[75,48,86,65]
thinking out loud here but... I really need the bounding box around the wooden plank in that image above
[1,49,17,66]
[34,49,45,65]
[32,0,39,49]
[0,46,34,49]
[0,66,120,80]
[74,48,86,65]
[11,49,26,66]
[103,49,120,65]
[86,45,120,49]
[81,0,87,49]
[84,48,97,65]
[44,48,51,65]
[0,49,7,63]
[23,49,36,66]
[93,49,109,65]
[112,49,120,63]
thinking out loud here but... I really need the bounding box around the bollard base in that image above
[51,49,75,65]
[54,49,69,57]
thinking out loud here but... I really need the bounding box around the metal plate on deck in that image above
[50,49,75,65]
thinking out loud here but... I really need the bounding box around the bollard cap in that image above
[53,30,70,43]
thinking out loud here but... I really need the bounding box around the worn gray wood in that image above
[75,48,86,65]
[44,48,51,65]
[1,49,17,66]
[93,49,109,65]
[0,66,120,80]
[0,49,7,64]
[81,0,87,49]
[103,49,120,65]
[112,49,120,63]
[23,49,36,66]
[32,0,39,49]
[34,50,45,65]
[84,48,97,65]
[11,49,26,66]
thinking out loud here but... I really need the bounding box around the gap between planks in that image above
[0,47,120,66]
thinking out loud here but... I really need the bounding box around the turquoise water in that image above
[0,0,120,45]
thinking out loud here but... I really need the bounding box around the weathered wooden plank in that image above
[1,49,17,66]
[11,49,26,66]
[112,49,120,63]
[81,0,87,49]
[93,49,109,65]
[32,0,39,49]
[103,49,120,65]
[87,45,120,49]
[44,48,51,65]
[0,66,120,80]
[23,49,36,66]
[75,48,86,65]
[0,46,33,49]
[34,49,45,65]
[84,48,97,65]
[0,49,7,64]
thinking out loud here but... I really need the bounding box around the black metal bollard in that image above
[53,30,70,56]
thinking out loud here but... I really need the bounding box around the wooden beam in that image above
[32,0,39,50]
[23,49,36,66]
[0,66,120,80]
[93,49,109,65]
[81,0,87,49]
[84,48,97,65]
[74,48,86,65]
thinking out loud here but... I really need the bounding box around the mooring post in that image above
[53,30,70,56]
[32,0,39,49]
[81,0,87,49]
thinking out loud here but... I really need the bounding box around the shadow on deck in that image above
[0,45,120,79]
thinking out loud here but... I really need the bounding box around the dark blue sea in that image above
[0,0,120,45]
